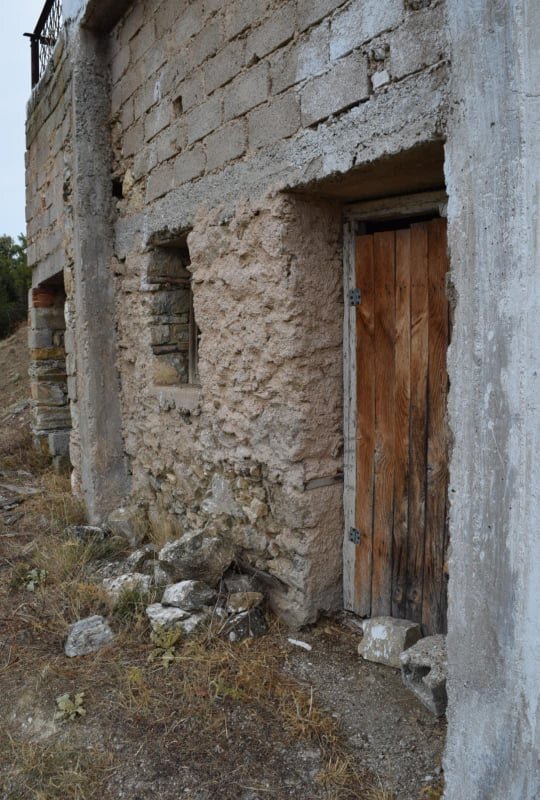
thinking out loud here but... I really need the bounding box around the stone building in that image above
[25,0,540,797]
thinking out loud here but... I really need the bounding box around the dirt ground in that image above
[0,324,445,800]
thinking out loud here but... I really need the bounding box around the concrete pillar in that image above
[444,2,540,798]
[70,24,129,521]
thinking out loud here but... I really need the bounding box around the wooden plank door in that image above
[345,218,449,634]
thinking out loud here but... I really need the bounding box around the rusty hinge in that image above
[349,527,361,545]
[349,288,362,306]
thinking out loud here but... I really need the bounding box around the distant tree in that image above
[0,234,30,339]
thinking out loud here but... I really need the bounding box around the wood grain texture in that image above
[371,231,396,616]
[423,219,449,633]
[354,234,375,615]
[392,228,411,619]
[406,223,429,623]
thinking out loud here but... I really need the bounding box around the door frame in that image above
[342,190,448,613]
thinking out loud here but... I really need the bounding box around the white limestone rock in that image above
[65,615,114,657]
[161,580,217,611]
[357,616,422,668]
[102,572,152,602]
[400,635,448,717]
[158,529,234,586]
[146,603,190,631]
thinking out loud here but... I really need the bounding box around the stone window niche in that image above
[28,276,72,472]
[148,239,200,388]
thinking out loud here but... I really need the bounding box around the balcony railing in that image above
[24,0,63,88]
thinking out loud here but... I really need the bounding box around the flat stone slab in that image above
[400,634,447,717]
[161,579,217,611]
[358,616,422,668]
[65,615,114,657]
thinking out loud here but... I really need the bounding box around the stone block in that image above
[28,328,53,349]
[159,529,235,586]
[248,92,301,149]
[33,405,71,433]
[358,616,422,668]
[173,145,206,185]
[329,0,403,61]
[188,18,222,69]
[400,635,447,717]
[387,3,445,80]
[146,162,174,202]
[130,19,156,64]
[161,579,217,611]
[224,62,269,122]
[186,94,223,145]
[65,616,114,657]
[226,0,272,39]
[144,102,172,142]
[300,51,370,126]
[297,0,346,32]
[31,381,67,406]
[246,3,296,61]
[205,120,247,171]
[48,430,70,456]
[205,39,246,95]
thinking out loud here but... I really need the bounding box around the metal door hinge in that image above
[349,527,361,545]
[349,288,362,306]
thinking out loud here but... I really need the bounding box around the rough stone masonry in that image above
[25,1,540,798]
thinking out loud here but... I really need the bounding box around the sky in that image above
[1,1,49,240]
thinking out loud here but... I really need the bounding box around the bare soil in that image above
[0,324,444,799]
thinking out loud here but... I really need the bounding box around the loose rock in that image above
[65,615,114,657]
[146,603,190,631]
[358,617,422,668]
[221,607,268,643]
[65,524,107,541]
[125,544,158,572]
[161,579,217,611]
[226,591,264,614]
[102,572,153,602]
[159,529,234,586]
[400,634,448,717]
[107,505,147,547]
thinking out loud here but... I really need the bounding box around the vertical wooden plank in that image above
[343,222,359,612]
[371,231,396,616]
[406,223,429,623]
[392,229,411,618]
[422,219,449,633]
[353,234,376,616]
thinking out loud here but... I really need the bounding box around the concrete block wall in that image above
[108,0,447,218]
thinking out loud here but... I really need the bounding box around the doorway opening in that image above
[343,193,450,634]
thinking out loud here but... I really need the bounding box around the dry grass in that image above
[0,732,113,800]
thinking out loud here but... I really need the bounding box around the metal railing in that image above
[24,0,63,88]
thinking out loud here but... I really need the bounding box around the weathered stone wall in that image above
[25,29,80,478]
[116,195,344,624]
[104,0,448,622]
[26,0,449,620]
